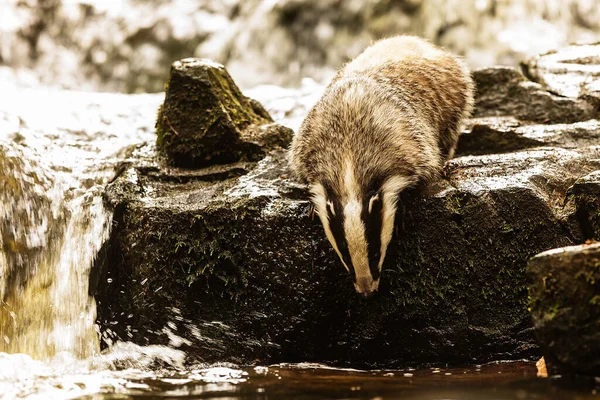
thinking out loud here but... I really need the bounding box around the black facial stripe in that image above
[363,194,383,281]
[327,204,355,279]
[364,174,385,198]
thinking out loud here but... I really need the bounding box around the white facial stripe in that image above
[344,159,358,197]
[378,176,413,269]
[343,162,370,280]
[368,194,380,213]
[344,198,370,279]
[310,183,350,272]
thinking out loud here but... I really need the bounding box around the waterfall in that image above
[0,89,160,361]
[0,134,110,360]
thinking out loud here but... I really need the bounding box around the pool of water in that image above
[88,363,598,400]
[1,346,598,400]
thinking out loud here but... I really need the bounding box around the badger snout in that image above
[354,276,380,298]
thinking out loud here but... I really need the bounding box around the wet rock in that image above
[155,58,292,168]
[523,43,600,102]
[564,171,600,242]
[456,118,600,156]
[97,139,600,367]
[473,67,599,123]
[527,243,600,376]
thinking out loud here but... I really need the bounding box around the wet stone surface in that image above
[523,42,600,102]
[472,67,599,124]
[97,61,600,368]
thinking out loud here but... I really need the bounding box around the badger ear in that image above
[326,200,336,216]
[368,193,380,213]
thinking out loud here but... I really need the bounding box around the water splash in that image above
[0,343,186,399]
[0,88,161,360]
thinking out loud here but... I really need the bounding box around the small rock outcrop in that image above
[564,171,600,243]
[528,243,600,377]
[473,67,598,124]
[155,58,292,167]
[523,42,600,103]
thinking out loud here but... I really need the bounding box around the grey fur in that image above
[289,36,474,294]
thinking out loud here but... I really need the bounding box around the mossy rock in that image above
[528,243,600,377]
[155,58,293,167]
[96,143,598,368]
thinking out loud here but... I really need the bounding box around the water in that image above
[0,86,162,359]
[1,355,598,399]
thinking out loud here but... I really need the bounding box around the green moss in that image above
[501,223,514,233]
[154,60,271,167]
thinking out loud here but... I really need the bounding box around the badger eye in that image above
[368,193,380,213]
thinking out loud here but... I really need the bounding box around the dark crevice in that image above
[91,202,128,350]
[138,166,250,184]
[519,61,538,84]
[450,213,464,227]
[108,162,131,184]
[455,124,544,156]
[575,206,596,241]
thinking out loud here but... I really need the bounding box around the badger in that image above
[289,36,474,297]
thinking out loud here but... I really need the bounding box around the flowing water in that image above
[0,85,161,360]
[0,82,598,399]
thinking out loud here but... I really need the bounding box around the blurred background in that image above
[1,0,599,93]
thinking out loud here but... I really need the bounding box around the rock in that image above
[523,43,600,103]
[456,118,600,156]
[155,58,292,167]
[564,171,600,243]
[96,61,600,366]
[97,142,599,367]
[527,243,600,376]
[473,67,599,123]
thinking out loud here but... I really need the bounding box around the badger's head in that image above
[309,162,413,297]
[291,78,429,296]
